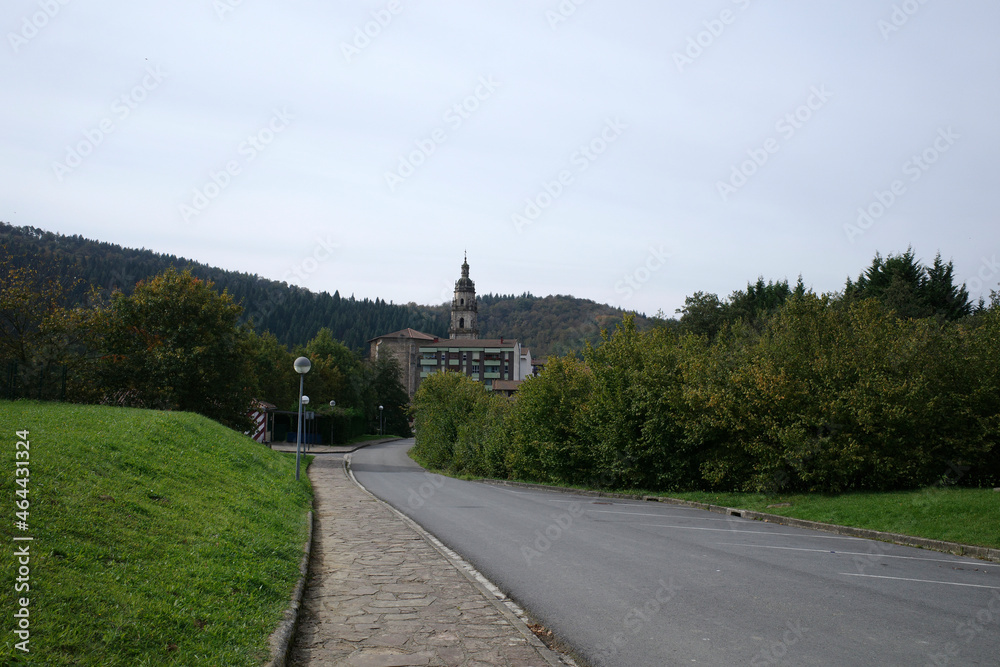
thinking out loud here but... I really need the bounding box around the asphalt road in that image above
[350,440,1000,666]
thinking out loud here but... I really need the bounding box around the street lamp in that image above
[293,356,311,481]
[379,404,384,436]
[301,395,310,451]
[329,400,336,445]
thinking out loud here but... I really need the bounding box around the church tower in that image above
[449,253,479,340]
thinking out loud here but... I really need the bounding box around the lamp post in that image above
[302,395,310,451]
[379,404,384,436]
[293,356,311,481]
[329,400,336,445]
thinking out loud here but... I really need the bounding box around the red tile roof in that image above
[368,328,438,342]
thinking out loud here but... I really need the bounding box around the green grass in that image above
[663,488,1000,550]
[0,401,313,666]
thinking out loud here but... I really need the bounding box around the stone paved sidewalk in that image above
[289,455,572,667]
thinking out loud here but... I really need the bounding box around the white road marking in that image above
[637,523,867,540]
[589,509,740,521]
[715,543,1000,567]
[839,573,1000,589]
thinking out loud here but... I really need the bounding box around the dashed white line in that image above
[638,523,867,540]
[839,573,1000,589]
[715,543,1000,567]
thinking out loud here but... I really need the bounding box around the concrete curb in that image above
[343,455,576,667]
[265,508,314,667]
[482,479,1000,564]
[339,436,402,454]
[269,437,403,455]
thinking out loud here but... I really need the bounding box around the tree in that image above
[358,355,410,437]
[844,248,971,320]
[0,254,72,364]
[93,268,257,429]
[676,291,726,337]
[245,330,297,410]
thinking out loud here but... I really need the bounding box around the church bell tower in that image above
[449,253,479,340]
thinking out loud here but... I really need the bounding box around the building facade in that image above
[416,338,522,392]
[368,328,438,399]
[369,256,531,400]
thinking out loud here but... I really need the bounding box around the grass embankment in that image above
[667,488,1000,550]
[0,401,313,666]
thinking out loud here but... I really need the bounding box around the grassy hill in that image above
[0,401,312,666]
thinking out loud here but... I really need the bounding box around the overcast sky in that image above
[3,1,998,316]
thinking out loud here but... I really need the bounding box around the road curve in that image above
[351,440,1000,667]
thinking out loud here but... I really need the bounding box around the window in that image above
[459,317,465,328]
[472,364,480,373]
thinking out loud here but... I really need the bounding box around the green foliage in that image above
[508,355,593,484]
[411,372,493,471]
[411,298,999,494]
[684,295,996,492]
[476,292,645,358]
[92,268,258,430]
[0,401,312,666]
[844,247,972,320]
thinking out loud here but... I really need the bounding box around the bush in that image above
[411,300,999,494]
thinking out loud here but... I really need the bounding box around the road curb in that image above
[482,479,1000,564]
[343,455,577,667]
[265,508,313,667]
[269,437,403,455]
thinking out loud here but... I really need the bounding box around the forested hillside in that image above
[0,223,643,355]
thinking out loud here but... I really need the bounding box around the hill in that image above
[1,223,646,356]
[0,401,312,666]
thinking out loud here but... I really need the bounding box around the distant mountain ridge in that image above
[1,222,643,356]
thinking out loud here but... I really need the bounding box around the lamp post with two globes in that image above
[293,356,311,481]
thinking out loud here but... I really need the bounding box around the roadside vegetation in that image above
[0,261,411,439]
[670,488,1000,549]
[412,250,999,503]
[0,401,312,666]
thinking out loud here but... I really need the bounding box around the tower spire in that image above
[450,253,478,339]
